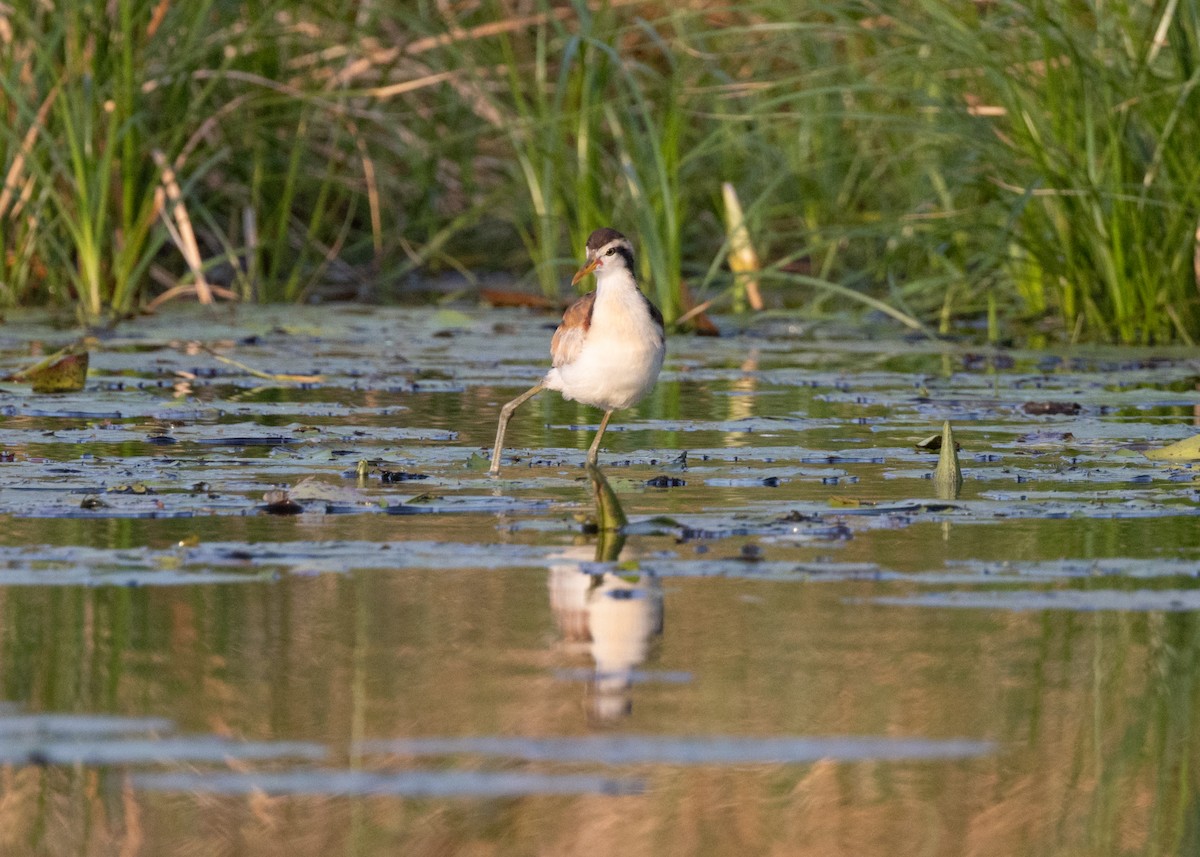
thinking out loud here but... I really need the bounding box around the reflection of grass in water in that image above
[1005,606,1200,857]
[1097,610,1200,855]
[0,555,1196,853]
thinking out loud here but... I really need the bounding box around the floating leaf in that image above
[288,477,373,505]
[933,421,964,499]
[464,452,490,471]
[430,308,476,331]
[107,483,154,495]
[1144,433,1200,461]
[17,347,90,393]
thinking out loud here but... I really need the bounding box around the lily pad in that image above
[1144,432,1200,461]
[23,348,90,393]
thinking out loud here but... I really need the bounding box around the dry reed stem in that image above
[9,173,35,221]
[0,81,59,220]
[721,182,763,310]
[1147,0,1179,65]
[409,0,650,58]
[144,282,237,312]
[175,92,253,170]
[118,775,143,857]
[988,177,1090,197]
[674,296,716,325]
[146,0,169,38]
[362,69,460,98]
[348,122,383,259]
[1164,302,1194,346]
[201,346,323,384]
[1194,217,1200,294]
[290,0,646,80]
[184,66,460,110]
[152,149,213,305]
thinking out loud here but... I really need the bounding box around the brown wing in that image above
[550,291,595,368]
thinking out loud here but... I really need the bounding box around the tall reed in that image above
[0,0,419,321]
[3,0,1200,343]
[1,0,225,322]
[900,0,1200,344]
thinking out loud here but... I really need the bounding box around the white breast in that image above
[544,277,664,411]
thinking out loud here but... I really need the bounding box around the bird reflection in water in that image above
[547,470,663,723]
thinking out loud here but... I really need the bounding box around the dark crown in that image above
[585,227,628,253]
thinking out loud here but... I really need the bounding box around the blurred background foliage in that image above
[0,0,1198,342]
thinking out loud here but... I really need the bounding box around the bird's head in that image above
[572,228,636,286]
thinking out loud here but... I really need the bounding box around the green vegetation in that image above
[1,0,1197,342]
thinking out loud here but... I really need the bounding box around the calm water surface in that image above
[0,305,1197,856]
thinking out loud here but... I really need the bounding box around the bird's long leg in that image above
[586,409,614,467]
[489,383,544,476]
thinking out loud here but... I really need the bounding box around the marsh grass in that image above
[2,0,227,322]
[2,0,1199,341]
[0,0,420,322]
[906,0,1200,344]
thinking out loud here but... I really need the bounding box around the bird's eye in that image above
[606,248,615,256]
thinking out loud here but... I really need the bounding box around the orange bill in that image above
[571,257,601,286]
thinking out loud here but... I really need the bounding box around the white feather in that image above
[543,256,664,411]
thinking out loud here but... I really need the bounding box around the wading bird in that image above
[489,228,665,475]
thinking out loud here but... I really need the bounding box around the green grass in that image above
[905,0,1200,344]
[0,0,1198,342]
